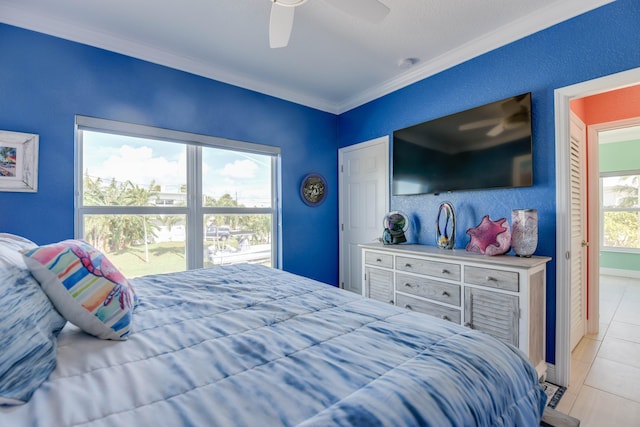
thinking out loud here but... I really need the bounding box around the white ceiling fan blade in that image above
[270,3,295,48]
[500,98,522,115]
[459,118,501,131]
[487,123,505,137]
[323,0,390,23]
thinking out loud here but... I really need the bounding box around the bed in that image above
[1,234,547,426]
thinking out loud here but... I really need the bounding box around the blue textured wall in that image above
[0,24,338,285]
[2,0,640,365]
[337,0,640,363]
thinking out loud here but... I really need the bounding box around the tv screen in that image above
[392,93,533,196]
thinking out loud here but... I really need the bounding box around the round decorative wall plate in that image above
[300,173,327,206]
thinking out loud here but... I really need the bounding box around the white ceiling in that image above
[0,0,613,114]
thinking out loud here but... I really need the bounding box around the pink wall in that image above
[572,84,640,125]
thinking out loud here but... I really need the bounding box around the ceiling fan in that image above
[459,95,530,137]
[269,0,390,48]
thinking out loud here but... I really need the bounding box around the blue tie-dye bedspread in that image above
[1,264,546,426]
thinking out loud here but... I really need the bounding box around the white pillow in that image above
[0,233,37,269]
[0,234,66,405]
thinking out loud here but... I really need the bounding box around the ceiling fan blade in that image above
[487,123,505,137]
[500,98,523,115]
[323,0,390,23]
[459,118,501,131]
[270,3,295,48]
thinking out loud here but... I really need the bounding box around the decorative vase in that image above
[436,201,455,249]
[511,209,538,257]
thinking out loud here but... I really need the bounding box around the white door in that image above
[338,136,389,294]
[569,112,588,351]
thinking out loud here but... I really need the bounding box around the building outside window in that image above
[75,116,280,277]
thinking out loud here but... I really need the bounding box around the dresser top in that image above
[360,243,551,269]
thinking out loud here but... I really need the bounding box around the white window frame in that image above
[74,115,282,270]
[600,169,640,254]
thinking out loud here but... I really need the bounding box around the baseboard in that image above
[544,363,564,387]
[541,407,580,426]
[601,268,640,279]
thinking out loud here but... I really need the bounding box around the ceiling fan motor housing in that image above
[273,0,308,7]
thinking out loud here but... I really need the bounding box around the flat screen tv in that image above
[392,93,533,196]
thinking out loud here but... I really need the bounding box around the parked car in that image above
[206,225,230,240]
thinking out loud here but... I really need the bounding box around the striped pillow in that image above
[22,240,137,340]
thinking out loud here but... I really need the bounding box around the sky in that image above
[82,131,272,207]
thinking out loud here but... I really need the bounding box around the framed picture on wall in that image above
[300,173,327,206]
[0,130,39,192]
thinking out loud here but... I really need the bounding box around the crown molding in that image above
[0,3,339,113]
[335,0,615,113]
[1,0,614,115]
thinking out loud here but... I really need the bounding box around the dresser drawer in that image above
[396,273,461,306]
[396,294,461,323]
[464,266,519,292]
[364,251,393,268]
[396,256,461,281]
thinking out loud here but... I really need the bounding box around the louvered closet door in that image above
[365,267,394,304]
[569,112,587,351]
[464,287,519,347]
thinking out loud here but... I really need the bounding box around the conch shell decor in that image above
[465,215,511,256]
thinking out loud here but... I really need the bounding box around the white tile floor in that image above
[556,275,640,426]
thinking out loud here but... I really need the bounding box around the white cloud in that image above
[220,159,259,178]
[88,145,185,189]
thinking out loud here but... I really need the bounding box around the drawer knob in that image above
[404,304,412,310]
[441,268,449,274]
[405,263,412,268]
[441,290,450,297]
[404,283,412,288]
[389,300,394,304]
[376,258,382,262]
[486,276,497,282]
[441,315,450,321]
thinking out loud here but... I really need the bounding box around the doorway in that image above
[554,67,640,387]
[338,136,389,294]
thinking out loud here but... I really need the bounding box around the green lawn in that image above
[106,240,271,278]
[106,241,187,278]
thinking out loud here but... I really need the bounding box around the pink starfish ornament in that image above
[465,215,511,256]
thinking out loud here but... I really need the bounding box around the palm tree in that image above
[83,174,165,257]
[609,175,639,208]
[123,180,160,263]
[603,175,640,248]
[83,175,130,251]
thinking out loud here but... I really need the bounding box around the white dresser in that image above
[361,243,551,379]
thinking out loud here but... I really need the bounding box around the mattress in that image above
[1,264,546,426]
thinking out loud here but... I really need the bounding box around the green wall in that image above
[599,139,640,273]
[600,139,640,173]
[601,251,640,272]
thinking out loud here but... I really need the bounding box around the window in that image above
[601,172,640,251]
[75,116,280,277]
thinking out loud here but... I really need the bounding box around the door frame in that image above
[553,66,640,386]
[338,136,390,291]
